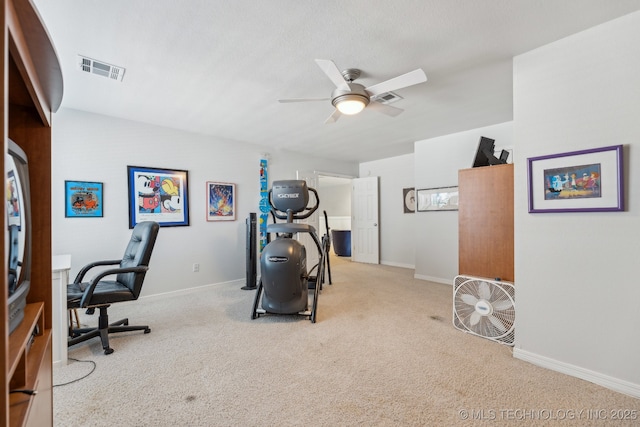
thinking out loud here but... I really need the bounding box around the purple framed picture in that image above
[527,145,624,213]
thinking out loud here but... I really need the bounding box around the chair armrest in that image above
[73,259,122,284]
[79,265,149,308]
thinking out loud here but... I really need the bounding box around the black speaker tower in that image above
[242,212,257,290]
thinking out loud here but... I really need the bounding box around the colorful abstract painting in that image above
[207,182,236,221]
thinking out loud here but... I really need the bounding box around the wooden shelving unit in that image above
[8,303,51,425]
[2,0,63,425]
[458,163,514,282]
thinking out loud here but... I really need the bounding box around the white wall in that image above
[513,11,640,396]
[359,153,415,268]
[317,178,351,234]
[317,179,351,224]
[413,122,513,283]
[318,181,350,218]
[51,108,357,296]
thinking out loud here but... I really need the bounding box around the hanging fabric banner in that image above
[259,159,269,252]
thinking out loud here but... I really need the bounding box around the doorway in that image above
[297,172,379,264]
[296,172,353,264]
[317,175,352,241]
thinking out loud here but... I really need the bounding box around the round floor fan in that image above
[453,275,515,346]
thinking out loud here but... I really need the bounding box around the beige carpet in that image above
[53,256,639,426]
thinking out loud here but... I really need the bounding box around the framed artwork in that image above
[527,145,623,213]
[65,180,103,218]
[127,165,189,228]
[417,186,459,212]
[403,188,415,213]
[207,181,236,221]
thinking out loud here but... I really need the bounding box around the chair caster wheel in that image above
[104,347,114,355]
[144,328,151,334]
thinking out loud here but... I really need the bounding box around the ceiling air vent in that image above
[77,55,125,82]
[372,91,403,105]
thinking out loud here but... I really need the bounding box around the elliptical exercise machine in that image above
[251,180,327,323]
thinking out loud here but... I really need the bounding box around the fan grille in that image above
[453,275,515,345]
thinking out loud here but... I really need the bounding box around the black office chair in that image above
[67,221,159,354]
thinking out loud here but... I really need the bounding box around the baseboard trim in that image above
[513,348,640,398]
[139,279,245,300]
[413,274,453,285]
[381,260,414,269]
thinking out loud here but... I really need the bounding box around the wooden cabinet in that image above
[458,164,514,282]
[2,0,63,425]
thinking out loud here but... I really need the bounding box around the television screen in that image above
[7,139,32,335]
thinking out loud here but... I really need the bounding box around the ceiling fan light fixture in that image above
[331,83,370,115]
[335,97,368,115]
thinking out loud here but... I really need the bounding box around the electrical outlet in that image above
[192,263,199,272]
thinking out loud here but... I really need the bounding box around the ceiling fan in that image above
[278,59,427,124]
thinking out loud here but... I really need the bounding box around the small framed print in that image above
[65,181,103,218]
[403,188,415,213]
[416,186,459,212]
[207,182,236,221]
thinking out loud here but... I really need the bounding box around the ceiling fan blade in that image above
[365,68,427,97]
[324,109,342,124]
[368,101,404,117]
[315,59,349,90]
[278,97,330,103]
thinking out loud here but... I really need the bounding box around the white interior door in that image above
[352,176,379,264]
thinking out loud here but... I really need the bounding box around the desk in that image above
[52,254,71,366]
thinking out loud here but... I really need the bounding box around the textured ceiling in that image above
[33,0,640,163]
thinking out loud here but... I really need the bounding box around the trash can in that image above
[331,230,351,257]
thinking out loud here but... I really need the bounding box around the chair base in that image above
[68,305,150,354]
[68,308,81,329]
